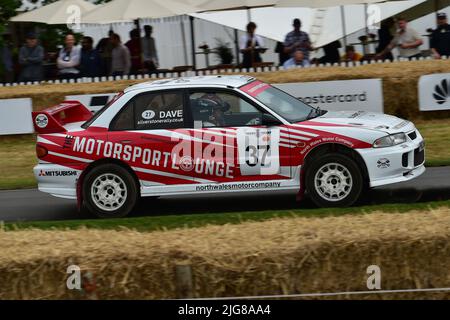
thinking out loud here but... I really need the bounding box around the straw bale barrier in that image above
[1,60,450,120]
[1,207,450,299]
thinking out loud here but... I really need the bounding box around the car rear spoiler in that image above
[32,101,92,134]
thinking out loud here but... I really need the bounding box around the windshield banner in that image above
[240,81,271,97]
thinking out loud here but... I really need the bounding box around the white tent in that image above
[192,0,425,47]
[81,0,200,23]
[10,0,97,24]
[277,0,392,7]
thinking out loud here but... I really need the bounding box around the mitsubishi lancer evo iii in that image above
[32,76,425,218]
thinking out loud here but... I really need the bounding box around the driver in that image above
[194,93,263,127]
[197,93,230,127]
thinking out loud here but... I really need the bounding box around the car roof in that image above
[124,75,256,93]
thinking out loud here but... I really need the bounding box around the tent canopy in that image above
[81,0,201,23]
[10,0,97,24]
[193,0,423,47]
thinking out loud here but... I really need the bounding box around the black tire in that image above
[305,153,364,208]
[83,164,139,218]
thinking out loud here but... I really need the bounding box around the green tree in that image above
[0,0,21,35]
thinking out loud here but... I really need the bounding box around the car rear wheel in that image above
[83,164,139,218]
[305,153,363,207]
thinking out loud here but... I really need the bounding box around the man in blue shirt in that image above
[80,36,101,78]
[283,19,313,63]
[283,50,310,69]
[18,32,44,82]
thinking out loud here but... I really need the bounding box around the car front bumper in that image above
[357,130,426,188]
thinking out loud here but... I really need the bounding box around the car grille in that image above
[414,147,425,166]
[408,131,417,141]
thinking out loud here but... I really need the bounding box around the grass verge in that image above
[0,118,449,190]
[4,199,450,232]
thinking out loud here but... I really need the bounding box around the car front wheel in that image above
[83,164,139,218]
[305,153,363,207]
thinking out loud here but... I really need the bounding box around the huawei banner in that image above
[419,73,450,111]
[274,79,384,113]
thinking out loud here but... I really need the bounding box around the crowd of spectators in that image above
[1,13,450,83]
[0,24,158,83]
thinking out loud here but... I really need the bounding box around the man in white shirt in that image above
[57,34,81,80]
[239,22,266,69]
[375,17,423,60]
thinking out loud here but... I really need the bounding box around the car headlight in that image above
[373,133,407,148]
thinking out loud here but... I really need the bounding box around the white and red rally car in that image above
[32,76,425,218]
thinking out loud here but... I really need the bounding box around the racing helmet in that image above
[197,93,230,112]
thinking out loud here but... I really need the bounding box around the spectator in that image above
[274,41,290,66]
[341,45,363,62]
[57,34,81,80]
[430,12,450,59]
[375,17,423,60]
[1,34,14,83]
[110,33,131,77]
[96,30,114,76]
[318,40,342,64]
[18,32,44,83]
[142,25,159,73]
[125,29,142,75]
[283,50,310,69]
[80,36,101,78]
[239,22,266,69]
[283,18,312,62]
[376,18,395,61]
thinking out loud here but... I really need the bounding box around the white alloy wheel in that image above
[91,173,128,211]
[314,163,353,202]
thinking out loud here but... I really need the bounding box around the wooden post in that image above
[175,264,194,299]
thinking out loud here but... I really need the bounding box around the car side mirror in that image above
[262,113,282,126]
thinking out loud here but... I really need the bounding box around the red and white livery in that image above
[32,76,425,218]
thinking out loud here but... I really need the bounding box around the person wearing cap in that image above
[283,18,312,63]
[375,17,423,60]
[18,32,44,82]
[430,13,450,59]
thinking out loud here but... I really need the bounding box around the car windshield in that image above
[81,92,124,129]
[240,81,322,123]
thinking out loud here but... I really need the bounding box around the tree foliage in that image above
[0,0,21,34]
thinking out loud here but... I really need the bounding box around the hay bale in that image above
[0,208,450,299]
[1,60,450,119]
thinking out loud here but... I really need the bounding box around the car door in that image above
[187,88,291,185]
[108,89,195,187]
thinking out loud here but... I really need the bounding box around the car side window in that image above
[110,101,134,131]
[189,91,262,128]
[134,91,184,130]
